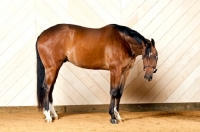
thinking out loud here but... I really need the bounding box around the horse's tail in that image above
[36,36,45,111]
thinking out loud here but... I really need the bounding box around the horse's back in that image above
[37,24,119,69]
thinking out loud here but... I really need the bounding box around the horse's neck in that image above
[131,43,143,57]
[118,32,143,57]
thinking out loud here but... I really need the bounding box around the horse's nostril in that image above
[148,77,152,81]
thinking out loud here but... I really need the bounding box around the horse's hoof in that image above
[52,116,58,120]
[110,119,118,124]
[45,118,52,123]
[117,119,122,123]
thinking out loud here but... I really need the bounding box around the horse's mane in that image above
[112,24,147,45]
[112,24,151,56]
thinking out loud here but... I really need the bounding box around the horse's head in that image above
[142,38,158,81]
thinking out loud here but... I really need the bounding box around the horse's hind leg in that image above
[49,86,58,120]
[43,67,60,123]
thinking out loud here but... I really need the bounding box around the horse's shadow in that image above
[122,111,200,122]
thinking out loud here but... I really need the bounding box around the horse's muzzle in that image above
[144,74,153,81]
[143,66,157,81]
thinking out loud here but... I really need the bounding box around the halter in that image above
[143,65,157,73]
[142,53,158,73]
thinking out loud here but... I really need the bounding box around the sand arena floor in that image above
[1,111,200,132]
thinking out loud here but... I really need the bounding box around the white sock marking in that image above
[43,109,52,123]
[114,107,122,121]
[49,103,58,119]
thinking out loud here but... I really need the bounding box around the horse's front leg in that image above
[109,90,122,124]
[114,98,122,122]
[109,69,129,124]
[109,96,117,124]
[115,70,129,121]
[109,69,122,124]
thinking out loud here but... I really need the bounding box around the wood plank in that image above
[121,70,146,103]
[84,69,110,95]
[178,77,200,102]
[36,0,63,25]
[0,0,34,42]
[98,0,120,22]
[0,64,36,106]
[0,38,35,83]
[54,84,76,105]
[156,1,200,66]
[56,72,90,105]
[0,0,27,27]
[8,78,36,106]
[0,51,36,99]
[144,0,184,38]
[84,0,117,24]
[66,63,110,103]
[59,65,102,104]
[0,24,35,69]
[152,0,197,52]
[0,0,12,13]
[43,0,68,23]
[98,70,110,82]
[1,103,200,113]
[166,64,200,102]
[121,0,139,23]
[68,0,101,27]
[111,0,120,9]
[153,51,200,103]
[22,92,37,106]
[190,90,200,102]
[133,0,171,32]
[123,0,155,25]
[0,9,35,55]
[35,9,52,33]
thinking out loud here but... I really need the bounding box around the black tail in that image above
[36,36,45,111]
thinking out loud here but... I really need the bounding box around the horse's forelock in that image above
[145,43,152,57]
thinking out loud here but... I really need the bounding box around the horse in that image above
[36,24,158,124]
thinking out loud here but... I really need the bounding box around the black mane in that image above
[112,24,147,45]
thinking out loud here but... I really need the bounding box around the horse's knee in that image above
[110,88,122,98]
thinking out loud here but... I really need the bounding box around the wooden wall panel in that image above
[0,0,36,106]
[0,0,200,106]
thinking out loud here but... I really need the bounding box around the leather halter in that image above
[142,54,158,73]
[143,65,157,73]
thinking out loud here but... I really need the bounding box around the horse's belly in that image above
[67,51,109,70]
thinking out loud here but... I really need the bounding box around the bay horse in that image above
[36,24,158,124]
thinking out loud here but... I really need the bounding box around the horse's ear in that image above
[151,38,155,47]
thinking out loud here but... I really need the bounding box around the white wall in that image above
[0,0,200,106]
